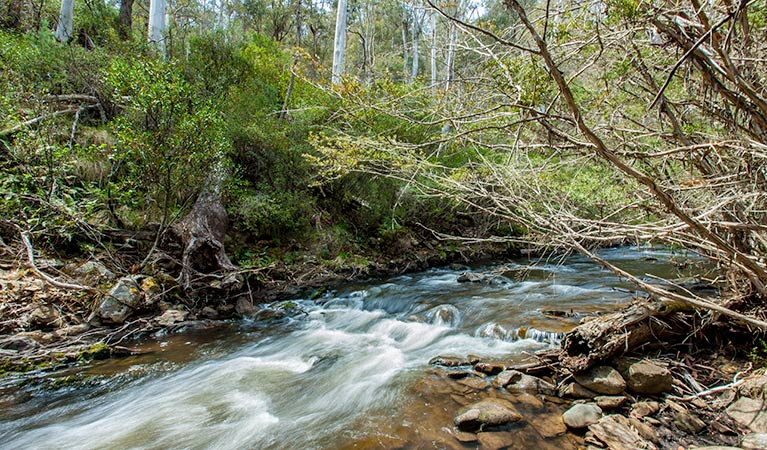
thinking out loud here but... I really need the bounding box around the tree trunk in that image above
[331,0,348,85]
[119,0,134,40]
[148,0,166,54]
[410,13,419,81]
[55,0,74,42]
[430,11,437,93]
[174,164,239,291]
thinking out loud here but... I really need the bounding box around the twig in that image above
[20,231,98,293]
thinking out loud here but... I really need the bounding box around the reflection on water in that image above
[0,246,701,449]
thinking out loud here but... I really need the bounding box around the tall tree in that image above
[119,0,134,40]
[148,0,167,54]
[55,0,74,42]
[331,0,348,84]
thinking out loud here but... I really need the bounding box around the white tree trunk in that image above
[410,15,419,81]
[331,0,348,85]
[430,11,437,93]
[444,22,456,92]
[55,0,74,42]
[148,0,167,54]
[401,21,409,79]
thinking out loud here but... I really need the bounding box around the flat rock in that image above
[457,376,489,392]
[674,411,707,434]
[492,370,556,395]
[454,398,522,432]
[559,382,598,399]
[452,430,478,443]
[631,401,660,418]
[562,403,602,429]
[574,365,626,395]
[156,309,188,327]
[588,415,653,450]
[742,433,767,450]
[626,360,673,395]
[595,395,627,409]
[476,432,511,450]
[727,397,767,433]
[457,272,486,283]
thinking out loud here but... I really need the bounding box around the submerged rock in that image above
[425,304,461,327]
[573,365,626,395]
[626,360,673,395]
[562,403,602,429]
[454,398,522,431]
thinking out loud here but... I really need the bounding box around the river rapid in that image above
[0,247,699,449]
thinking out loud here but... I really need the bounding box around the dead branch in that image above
[0,106,97,138]
[20,231,99,293]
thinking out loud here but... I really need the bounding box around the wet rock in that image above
[727,397,767,433]
[235,297,256,316]
[253,307,286,321]
[0,335,39,351]
[457,272,486,283]
[492,370,556,395]
[156,309,188,327]
[595,395,627,409]
[474,362,505,375]
[588,415,652,450]
[454,398,522,432]
[573,365,626,395]
[74,261,115,281]
[742,433,767,449]
[106,276,144,309]
[446,370,472,379]
[476,432,509,450]
[528,410,567,438]
[457,376,489,392]
[562,403,602,429]
[626,360,673,395]
[430,355,472,367]
[559,382,598,399]
[674,411,707,434]
[426,305,461,327]
[452,430,478,443]
[476,322,508,340]
[631,401,660,418]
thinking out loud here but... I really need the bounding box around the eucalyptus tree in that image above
[332,0,349,84]
[55,0,74,42]
[148,0,167,54]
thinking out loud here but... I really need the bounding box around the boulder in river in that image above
[626,360,673,395]
[454,398,522,432]
[573,365,626,395]
[457,272,486,283]
[562,403,602,429]
[492,369,556,395]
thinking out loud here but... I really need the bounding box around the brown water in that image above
[0,247,703,449]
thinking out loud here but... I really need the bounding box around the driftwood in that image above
[559,299,691,372]
[173,166,238,290]
[20,231,98,293]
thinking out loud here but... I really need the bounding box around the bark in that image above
[559,299,691,372]
[55,0,74,42]
[173,164,239,290]
[119,0,134,40]
[430,11,437,92]
[148,0,166,54]
[331,0,348,85]
[410,12,419,81]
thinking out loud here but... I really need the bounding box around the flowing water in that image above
[0,247,703,450]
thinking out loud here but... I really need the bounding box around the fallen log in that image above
[559,299,692,373]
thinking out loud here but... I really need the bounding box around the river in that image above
[0,247,700,449]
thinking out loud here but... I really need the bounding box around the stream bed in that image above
[0,247,701,449]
